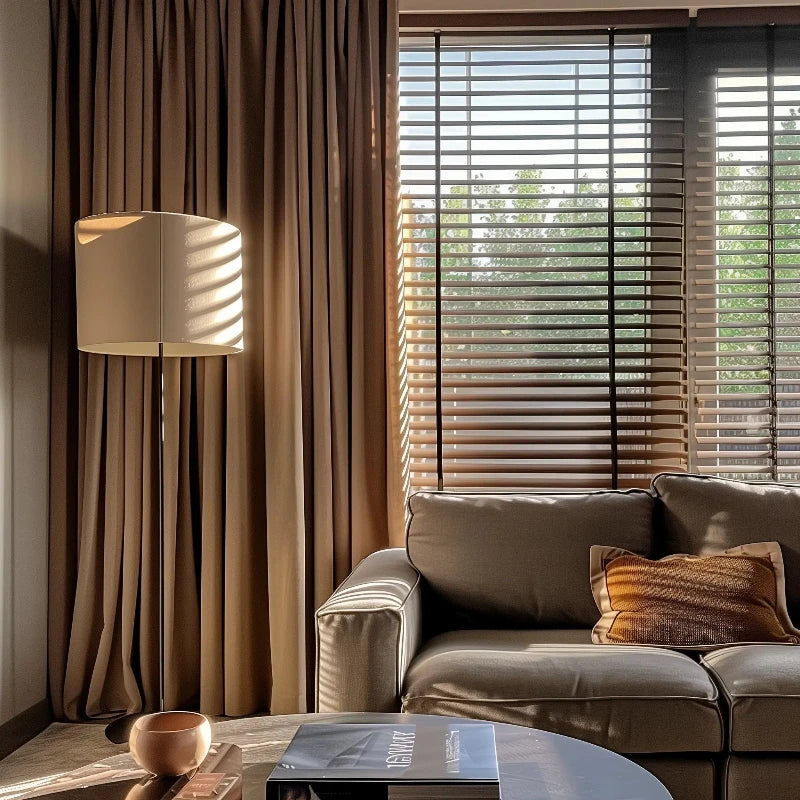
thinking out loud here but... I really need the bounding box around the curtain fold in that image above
[48,0,406,721]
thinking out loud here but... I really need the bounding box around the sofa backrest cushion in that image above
[652,473,800,621]
[406,490,654,629]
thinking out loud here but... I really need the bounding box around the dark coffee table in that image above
[230,713,671,799]
[20,712,672,799]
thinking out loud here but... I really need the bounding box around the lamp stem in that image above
[158,341,165,712]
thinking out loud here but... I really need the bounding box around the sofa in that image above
[315,473,800,800]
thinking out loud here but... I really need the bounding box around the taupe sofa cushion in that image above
[407,490,654,628]
[652,473,800,619]
[724,756,800,800]
[401,629,723,753]
[701,645,800,752]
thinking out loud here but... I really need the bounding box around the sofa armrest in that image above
[315,548,423,712]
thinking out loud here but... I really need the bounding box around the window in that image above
[688,26,800,481]
[399,32,686,490]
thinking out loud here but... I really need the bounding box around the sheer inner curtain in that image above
[48,0,408,721]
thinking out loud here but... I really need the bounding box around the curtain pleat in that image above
[48,0,406,720]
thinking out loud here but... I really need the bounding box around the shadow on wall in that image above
[0,228,50,344]
[0,226,50,723]
[0,0,51,729]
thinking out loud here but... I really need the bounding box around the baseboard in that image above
[0,699,51,760]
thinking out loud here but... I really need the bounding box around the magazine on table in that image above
[266,721,501,800]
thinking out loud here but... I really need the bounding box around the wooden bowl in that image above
[129,711,212,776]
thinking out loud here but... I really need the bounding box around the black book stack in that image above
[266,721,501,800]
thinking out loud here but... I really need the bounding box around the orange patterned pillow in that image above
[590,542,800,650]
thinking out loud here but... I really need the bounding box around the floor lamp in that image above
[74,212,244,741]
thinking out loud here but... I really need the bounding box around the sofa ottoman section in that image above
[701,645,800,753]
[724,756,800,800]
[401,629,724,754]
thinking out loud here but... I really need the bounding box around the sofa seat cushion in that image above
[701,645,800,752]
[401,629,723,754]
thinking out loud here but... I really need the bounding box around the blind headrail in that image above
[399,9,690,32]
[696,6,800,27]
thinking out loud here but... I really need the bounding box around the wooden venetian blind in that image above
[688,25,800,481]
[399,31,687,490]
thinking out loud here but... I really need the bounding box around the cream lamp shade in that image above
[74,211,243,356]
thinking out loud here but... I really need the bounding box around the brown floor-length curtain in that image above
[48,0,407,721]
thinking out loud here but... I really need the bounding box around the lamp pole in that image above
[158,340,165,712]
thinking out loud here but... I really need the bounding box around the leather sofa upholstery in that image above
[316,474,800,800]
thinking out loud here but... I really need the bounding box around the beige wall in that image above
[0,0,51,726]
